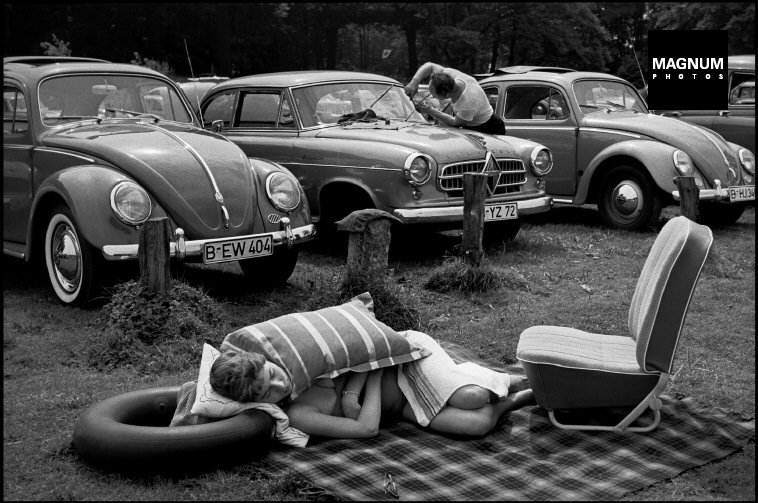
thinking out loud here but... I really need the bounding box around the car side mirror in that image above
[211,120,223,133]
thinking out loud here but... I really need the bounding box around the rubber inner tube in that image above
[72,386,275,473]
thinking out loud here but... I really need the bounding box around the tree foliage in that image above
[3,2,753,83]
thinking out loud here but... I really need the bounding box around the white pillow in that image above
[190,343,262,418]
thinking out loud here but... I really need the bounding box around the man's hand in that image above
[404,80,419,99]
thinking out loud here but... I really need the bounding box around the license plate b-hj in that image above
[728,185,755,202]
[203,235,273,264]
[484,203,518,221]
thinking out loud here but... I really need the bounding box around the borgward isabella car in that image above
[197,71,554,240]
[3,57,315,306]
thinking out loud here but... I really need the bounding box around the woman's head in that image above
[210,350,292,404]
[429,72,455,99]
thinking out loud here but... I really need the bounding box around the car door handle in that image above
[719,111,731,117]
[664,111,682,118]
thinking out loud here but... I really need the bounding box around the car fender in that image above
[318,176,381,210]
[575,140,679,204]
[29,165,168,255]
[248,157,312,230]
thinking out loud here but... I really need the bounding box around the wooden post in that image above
[337,209,398,289]
[674,176,699,221]
[462,172,488,266]
[138,217,171,294]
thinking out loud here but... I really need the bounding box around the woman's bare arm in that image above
[288,369,384,438]
[341,371,368,420]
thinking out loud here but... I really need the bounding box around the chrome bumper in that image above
[672,179,754,202]
[102,219,317,261]
[392,196,553,225]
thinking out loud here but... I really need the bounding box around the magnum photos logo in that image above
[647,30,728,110]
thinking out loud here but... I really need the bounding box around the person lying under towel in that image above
[209,330,535,439]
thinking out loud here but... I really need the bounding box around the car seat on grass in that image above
[516,216,713,432]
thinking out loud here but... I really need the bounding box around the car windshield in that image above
[573,80,647,114]
[38,74,194,126]
[292,82,425,128]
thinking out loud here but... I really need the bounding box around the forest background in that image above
[3,2,755,89]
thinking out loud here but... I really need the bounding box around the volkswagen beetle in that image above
[477,66,755,230]
[197,71,554,241]
[3,56,315,306]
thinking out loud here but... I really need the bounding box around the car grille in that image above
[438,159,526,196]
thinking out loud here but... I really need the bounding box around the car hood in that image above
[314,122,520,162]
[39,121,255,237]
[582,112,741,180]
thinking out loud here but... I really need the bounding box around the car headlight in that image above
[673,150,694,176]
[530,146,553,176]
[403,153,433,186]
[266,171,301,212]
[110,181,151,224]
[739,148,755,177]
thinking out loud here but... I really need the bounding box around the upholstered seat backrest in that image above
[628,217,713,373]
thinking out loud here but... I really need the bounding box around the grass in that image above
[3,205,754,500]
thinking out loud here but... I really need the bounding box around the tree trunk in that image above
[489,27,500,72]
[326,24,338,69]
[211,4,232,76]
[405,25,418,80]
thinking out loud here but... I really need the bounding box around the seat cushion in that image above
[517,326,659,409]
[517,326,641,372]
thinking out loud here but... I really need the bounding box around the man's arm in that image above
[405,62,446,98]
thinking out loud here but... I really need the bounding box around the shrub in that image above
[87,279,230,373]
[425,256,528,294]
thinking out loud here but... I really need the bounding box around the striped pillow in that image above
[220,292,430,401]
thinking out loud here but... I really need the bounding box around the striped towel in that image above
[397,330,512,426]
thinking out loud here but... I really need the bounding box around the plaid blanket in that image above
[256,342,755,501]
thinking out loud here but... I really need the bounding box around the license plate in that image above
[728,185,755,202]
[484,203,518,221]
[203,235,273,264]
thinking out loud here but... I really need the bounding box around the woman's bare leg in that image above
[447,374,531,410]
[402,387,536,437]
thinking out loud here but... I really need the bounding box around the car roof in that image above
[212,70,399,90]
[729,55,755,71]
[478,66,626,86]
[4,56,171,86]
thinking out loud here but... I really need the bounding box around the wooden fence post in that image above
[138,217,171,294]
[337,209,400,289]
[462,172,488,266]
[674,176,699,221]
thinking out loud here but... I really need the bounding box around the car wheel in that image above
[239,247,299,287]
[598,166,662,231]
[44,205,101,306]
[484,219,521,246]
[697,202,746,227]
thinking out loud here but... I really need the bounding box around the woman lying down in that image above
[210,331,535,439]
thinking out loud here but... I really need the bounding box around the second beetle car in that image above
[478,66,755,230]
[3,57,315,306]
[197,71,554,241]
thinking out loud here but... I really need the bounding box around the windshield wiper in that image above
[368,84,395,109]
[104,108,162,121]
[47,115,102,123]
